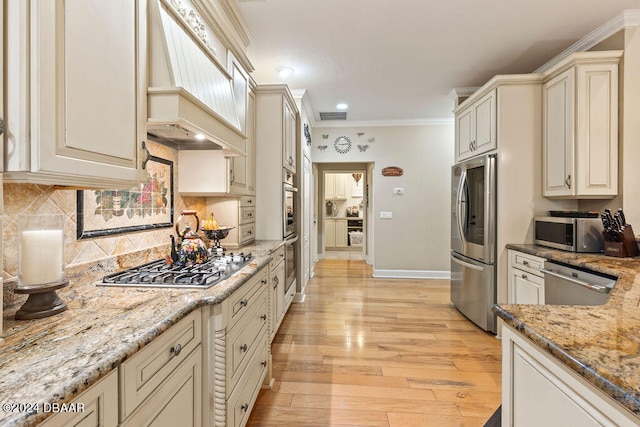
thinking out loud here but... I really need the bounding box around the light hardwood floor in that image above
[248,259,502,427]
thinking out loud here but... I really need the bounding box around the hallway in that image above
[248,259,502,426]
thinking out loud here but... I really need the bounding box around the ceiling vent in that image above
[319,111,347,121]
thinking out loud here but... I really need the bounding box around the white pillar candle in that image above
[19,229,64,287]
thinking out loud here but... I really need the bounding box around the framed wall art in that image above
[76,155,174,239]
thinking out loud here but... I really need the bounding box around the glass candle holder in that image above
[18,214,65,289]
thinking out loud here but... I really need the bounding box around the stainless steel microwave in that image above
[533,217,604,252]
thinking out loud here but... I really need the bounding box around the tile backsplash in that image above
[2,141,205,282]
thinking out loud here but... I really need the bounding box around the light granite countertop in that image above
[0,240,283,427]
[495,244,640,419]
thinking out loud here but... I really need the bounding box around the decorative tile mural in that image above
[77,155,174,239]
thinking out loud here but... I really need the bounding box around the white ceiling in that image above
[237,1,640,126]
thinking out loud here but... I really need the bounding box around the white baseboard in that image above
[372,269,451,279]
[293,293,306,303]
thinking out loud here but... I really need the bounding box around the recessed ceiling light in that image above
[276,66,294,78]
[336,103,348,110]
[194,133,206,141]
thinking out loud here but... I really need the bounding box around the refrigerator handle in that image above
[451,253,484,272]
[456,169,468,246]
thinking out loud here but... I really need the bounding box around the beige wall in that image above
[313,124,454,275]
[2,140,205,282]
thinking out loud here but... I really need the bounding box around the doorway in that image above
[317,163,371,262]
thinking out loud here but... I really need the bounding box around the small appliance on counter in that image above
[534,213,604,253]
[601,208,640,258]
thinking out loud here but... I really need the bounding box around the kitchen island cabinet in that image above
[4,0,147,188]
[495,243,640,424]
[0,240,281,427]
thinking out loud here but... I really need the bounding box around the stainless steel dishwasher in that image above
[542,261,616,306]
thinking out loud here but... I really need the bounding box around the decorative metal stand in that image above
[14,281,69,320]
[203,227,234,254]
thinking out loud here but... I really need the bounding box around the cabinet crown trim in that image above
[454,74,544,114]
[542,50,623,79]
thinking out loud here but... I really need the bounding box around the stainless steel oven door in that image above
[451,154,496,263]
[284,182,298,239]
[284,234,298,295]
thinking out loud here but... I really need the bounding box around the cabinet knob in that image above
[240,299,248,307]
[170,343,182,357]
[261,278,268,285]
[261,360,267,367]
[522,274,528,279]
[241,403,249,412]
[522,260,529,266]
[261,314,267,321]
[240,344,248,352]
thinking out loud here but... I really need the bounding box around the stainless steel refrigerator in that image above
[451,154,497,333]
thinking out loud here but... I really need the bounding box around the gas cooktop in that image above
[100,252,253,289]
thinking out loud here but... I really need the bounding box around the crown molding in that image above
[311,117,454,128]
[535,9,640,73]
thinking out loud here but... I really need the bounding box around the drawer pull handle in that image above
[240,344,248,352]
[170,344,182,357]
[261,314,267,321]
[240,299,248,307]
[241,403,249,412]
[261,360,267,367]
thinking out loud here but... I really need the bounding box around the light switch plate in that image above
[380,212,392,219]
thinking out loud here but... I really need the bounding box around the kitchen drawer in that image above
[240,195,255,207]
[226,290,268,393]
[269,245,285,271]
[239,223,256,245]
[120,309,202,420]
[509,250,546,277]
[228,267,268,325]
[226,332,268,427]
[239,207,256,225]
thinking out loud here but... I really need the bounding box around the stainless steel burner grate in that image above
[100,253,252,289]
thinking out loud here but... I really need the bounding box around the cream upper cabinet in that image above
[283,100,297,173]
[325,173,347,200]
[455,89,496,162]
[4,0,146,188]
[230,89,256,195]
[542,51,622,198]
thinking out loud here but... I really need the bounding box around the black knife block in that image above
[603,225,640,258]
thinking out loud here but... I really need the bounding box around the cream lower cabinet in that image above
[508,250,546,304]
[325,219,348,248]
[4,0,146,188]
[204,267,269,427]
[40,370,118,427]
[269,246,286,342]
[542,51,622,198]
[502,325,638,426]
[120,309,202,426]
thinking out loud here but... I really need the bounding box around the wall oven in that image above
[283,170,297,239]
[283,170,298,295]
